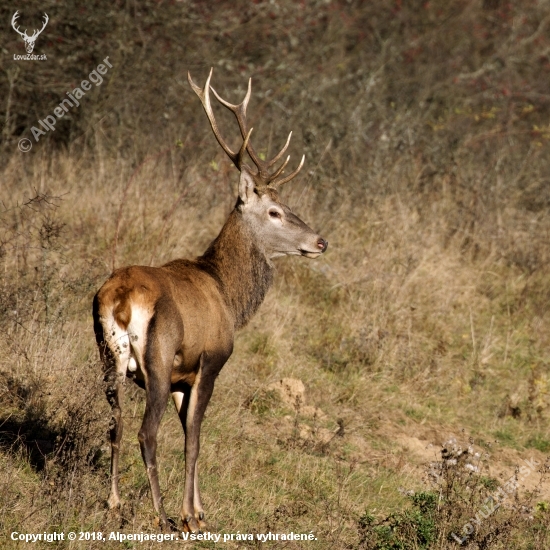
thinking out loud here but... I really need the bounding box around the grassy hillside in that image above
[1,1,550,548]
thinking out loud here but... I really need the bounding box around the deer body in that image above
[93,70,327,533]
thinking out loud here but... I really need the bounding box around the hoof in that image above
[107,495,121,510]
[154,514,171,532]
[182,515,202,534]
[197,511,208,531]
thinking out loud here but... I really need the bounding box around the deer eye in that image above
[269,210,282,219]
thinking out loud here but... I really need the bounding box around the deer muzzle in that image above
[300,237,328,258]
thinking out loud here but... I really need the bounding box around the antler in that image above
[11,11,26,38]
[32,13,49,39]
[11,11,48,40]
[188,69,252,172]
[188,68,304,188]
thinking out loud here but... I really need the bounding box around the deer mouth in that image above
[299,249,323,259]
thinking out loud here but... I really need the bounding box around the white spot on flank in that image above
[126,305,150,376]
[102,306,150,377]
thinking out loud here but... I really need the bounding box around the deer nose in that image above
[317,238,328,252]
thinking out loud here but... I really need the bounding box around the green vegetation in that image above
[359,492,438,550]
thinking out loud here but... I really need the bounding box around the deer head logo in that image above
[12,11,49,54]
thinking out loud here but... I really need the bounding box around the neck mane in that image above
[198,209,274,330]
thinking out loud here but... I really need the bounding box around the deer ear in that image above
[238,168,256,205]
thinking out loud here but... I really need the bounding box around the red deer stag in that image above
[93,69,328,533]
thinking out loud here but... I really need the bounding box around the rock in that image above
[267,378,326,419]
[267,378,305,408]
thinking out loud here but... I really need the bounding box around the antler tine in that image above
[238,127,254,172]
[210,79,268,177]
[270,154,305,188]
[267,131,292,168]
[269,155,290,181]
[210,77,251,118]
[188,69,240,169]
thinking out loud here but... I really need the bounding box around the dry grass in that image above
[1,1,550,548]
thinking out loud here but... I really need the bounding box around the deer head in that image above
[12,11,49,54]
[188,69,328,260]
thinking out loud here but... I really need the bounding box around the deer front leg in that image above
[193,464,205,528]
[179,358,217,533]
[172,388,206,532]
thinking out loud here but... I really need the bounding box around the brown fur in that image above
[196,208,274,329]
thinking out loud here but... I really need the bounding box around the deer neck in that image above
[199,209,274,330]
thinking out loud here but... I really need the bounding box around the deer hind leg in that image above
[172,387,207,532]
[105,358,126,510]
[97,317,131,510]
